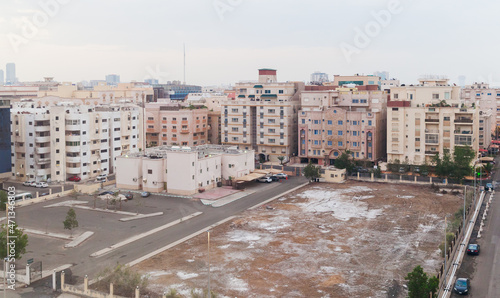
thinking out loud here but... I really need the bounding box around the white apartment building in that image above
[11,101,141,182]
[116,145,255,195]
[461,82,499,135]
[387,77,490,164]
[221,69,304,163]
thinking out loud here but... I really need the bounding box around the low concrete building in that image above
[116,145,255,195]
[322,167,346,183]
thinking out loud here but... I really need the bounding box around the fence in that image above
[350,172,449,186]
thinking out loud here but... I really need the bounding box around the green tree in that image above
[451,146,475,182]
[95,263,149,296]
[405,265,438,298]
[388,158,401,173]
[303,162,321,181]
[277,156,285,165]
[433,149,453,178]
[63,208,79,236]
[334,151,355,173]
[0,223,28,260]
[0,190,7,211]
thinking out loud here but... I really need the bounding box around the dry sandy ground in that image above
[135,181,461,298]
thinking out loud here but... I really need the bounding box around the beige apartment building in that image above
[11,101,141,182]
[37,82,154,104]
[461,82,499,136]
[116,145,255,195]
[330,74,381,88]
[298,87,387,165]
[387,77,490,164]
[144,103,209,147]
[221,69,304,163]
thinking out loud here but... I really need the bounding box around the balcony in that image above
[66,146,80,153]
[454,118,473,124]
[425,150,437,155]
[425,119,439,123]
[35,136,51,143]
[454,130,472,135]
[66,156,81,163]
[180,129,189,134]
[35,147,50,154]
[36,157,51,163]
[65,135,81,142]
[35,125,50,132]
[67,167,81,174]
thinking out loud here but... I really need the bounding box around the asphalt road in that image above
[16,176,308,284]
[451,156,500,298]
[2,181,74,197]
[466,164,500,297]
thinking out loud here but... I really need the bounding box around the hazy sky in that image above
[1,0,500,86]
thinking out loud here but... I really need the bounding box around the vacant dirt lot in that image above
[136,181,461,297]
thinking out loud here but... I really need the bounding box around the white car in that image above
[30,181,38,187]
[257,177,272,183]
[96,174,107,182]
[273,173,288,179]
[23,181,34,186]
[35,182,48,188]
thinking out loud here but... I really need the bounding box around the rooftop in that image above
[126,144,253,159]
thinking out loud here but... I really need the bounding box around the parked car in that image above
[96,174,107,182]
[413,166,420,173]
[257,177,272,183]
[23,181,34,186]
[141,191,151,197]
[98,191,114,196]
[486,183,493,192]
[30,181,37,187]
[466,243,480,255]
[35,182,48,188]
[399,167,406,173]
[68,176,81,182]
[124,192,134,200]
[454,278,470,295]
[273,173,288,179]
[40,192,50,196]
[269,176,280,182]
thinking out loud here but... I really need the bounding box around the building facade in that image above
[11,102,141,182]
[116,145,255,195]
[387,78,488,164]
[6,63,16,85]
[144,103,209,147]
[221,69,304,163]
[298,87,387,165]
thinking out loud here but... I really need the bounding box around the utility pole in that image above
[207,230,210,298]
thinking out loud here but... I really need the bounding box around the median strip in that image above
[90,212,203,258]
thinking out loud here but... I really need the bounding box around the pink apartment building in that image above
[144,103,209,147]
[298,86,387,165]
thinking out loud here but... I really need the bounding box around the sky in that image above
[1,0,500,86]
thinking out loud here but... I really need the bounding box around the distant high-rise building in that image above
[310,71,329,84]
[105,74,120,85]
[6,63,16,85]
[0,70,4,86]
[374,71,389,80]
[145,78,159,85]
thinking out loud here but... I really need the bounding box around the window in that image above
[268,119,276,124]
[268,138,275,143]
[301,119,305,124]
[352,99,359,103]
[353,131,358,136]
[313,120,319,124]
[360,99,367,103]
[314,140,319,145]
[394,93,399,99]
[338,120,343,125]
[432,93,439,99]
[269,128,275,133]
[327,141,332,146]
[232,118,238,122]
[327,130,332,135]
[368,120,372,126]
[352,121,358,125]
[338,141,343,146]
[268,109,275,114]
[353,142,358,147]
[327,120,332,125]
[338,131,343,136]
[314,130,319,135]
[265,90,271,94]
[148,169,152,174]
[232,127,238,132]
[232,108,238,113]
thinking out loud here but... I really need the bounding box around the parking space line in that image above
[90,211,203,258]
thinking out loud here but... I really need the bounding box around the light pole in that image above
[463,186,466,235]
[207,230,211,298]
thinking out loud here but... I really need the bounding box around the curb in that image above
[249,182,310,210]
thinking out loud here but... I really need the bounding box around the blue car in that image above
[454,278,470,295]
[486,183,493,192]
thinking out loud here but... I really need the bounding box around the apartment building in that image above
[221,69,304,163]
[37,82,154,104]
[461,82,499,135]
[116,145,255,195]
[387,77,489,164]
[11,101,140,182]
[144,103,209,147]
[331,74,381,89]
[298,86,387,165]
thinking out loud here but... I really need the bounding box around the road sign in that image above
[27,258,33,264]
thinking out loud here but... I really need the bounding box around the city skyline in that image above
[1,0,500,86]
